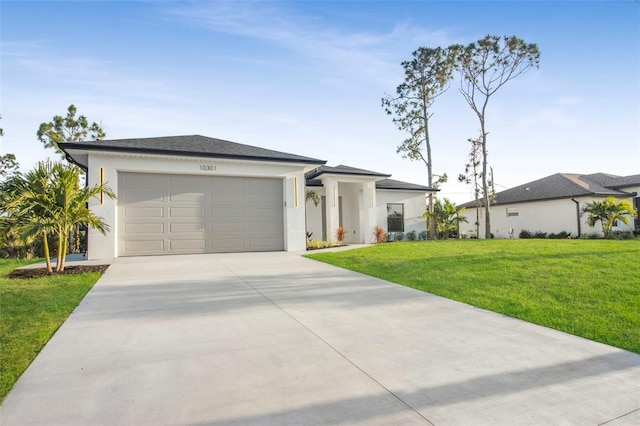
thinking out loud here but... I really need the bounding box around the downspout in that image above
[571,198,581,237]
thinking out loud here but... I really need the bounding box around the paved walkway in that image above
[1,252,639,425]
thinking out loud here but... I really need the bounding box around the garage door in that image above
[118,173,284,256]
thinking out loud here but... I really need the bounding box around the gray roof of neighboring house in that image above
[60,135,326,165]
[305,165,391,180]
[581,173,640,189]
[458,172,637,208]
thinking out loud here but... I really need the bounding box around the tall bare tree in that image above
[382,46,457,239]
[457,35,539,238]
[458,136,483,237]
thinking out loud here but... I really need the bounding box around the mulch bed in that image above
[8,264,110,279]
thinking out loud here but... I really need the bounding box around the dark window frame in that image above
[387,203,405,232]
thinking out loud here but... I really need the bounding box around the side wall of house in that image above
[376,190,427,237]
[460,195,637,239]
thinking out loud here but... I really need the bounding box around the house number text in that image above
[199,165,217,172]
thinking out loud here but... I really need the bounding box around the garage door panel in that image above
[124,223,164,234]
[210,223,245,233]
[170,223,206,233]
[170,239,206,250]
[211,207,245,218]
[247,237,284,250]
[169,207,205,218]
[210,239,245,251]
[121,189,165,204]
[169,192,206,203]
[212,193,245,204]
[125,240,165,253]
[125,207,164,218]
[119,172,283,256]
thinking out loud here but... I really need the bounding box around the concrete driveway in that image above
[2,252,639,425]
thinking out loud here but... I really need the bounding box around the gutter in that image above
[571,198,581,237]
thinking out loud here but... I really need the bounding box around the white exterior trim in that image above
[86,151,314,259]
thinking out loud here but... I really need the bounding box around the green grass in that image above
[307,239,640,353]
[0,259,103,402]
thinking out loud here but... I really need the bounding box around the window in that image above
[387,203,404,232]
[506,207,519,217]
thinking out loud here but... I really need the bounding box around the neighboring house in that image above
[61,135,436,259]
[458,173,640,239]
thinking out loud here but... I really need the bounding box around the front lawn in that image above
[0,259,104,402]
[307,239,640,353]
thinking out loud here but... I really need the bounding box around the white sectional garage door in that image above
[118,173,284,256]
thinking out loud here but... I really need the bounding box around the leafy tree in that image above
[457,35,540,239]
[37,104,105,155]
[2,161,114,271]
[0,153,20,179]
[582,197,637,238]
[424,197,468,239]
[382,46,457,239]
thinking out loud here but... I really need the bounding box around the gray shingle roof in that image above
[60,135,326,165]
[458,172,635,208]
[305,175,436,192]
[305,165,391,180]
[376,178,436,192]
[582,173,640,189]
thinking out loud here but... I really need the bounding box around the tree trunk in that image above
[423,90,435,240]
[481,123,491,239]
[42,231,52,274]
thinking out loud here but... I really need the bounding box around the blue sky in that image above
[1,1,638,203]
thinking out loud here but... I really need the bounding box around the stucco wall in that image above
[460,195,637,239]
[86,152,310,259]
[305,187,325,241]
[376,190,428,236]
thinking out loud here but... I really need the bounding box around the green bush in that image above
[609,231,634,240]
[406,230,417,241]
[519,229,533,239]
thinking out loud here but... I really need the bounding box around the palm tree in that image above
[1,161,58,272]
[49,163,114,271]
[582,197,637,238]
[2,161,114,272]
[424,197,468,239]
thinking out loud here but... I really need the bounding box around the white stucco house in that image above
[60,135,436,259]
[458,173,640,239]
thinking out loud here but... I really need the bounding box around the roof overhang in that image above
[60,144,326,171]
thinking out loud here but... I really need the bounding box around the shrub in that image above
[418,231,428,240]
[519,229,533,239]
[373,225,387,243]
[549,231,570,239]
[609,231,634,240]
[336,226,347,242]
[406,230,417,241]
[306,239,344,250]
[392,232,405,241]
[533,231,547,239]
